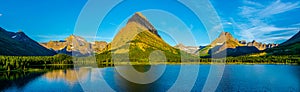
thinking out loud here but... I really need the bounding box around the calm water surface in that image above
[1,65,299,92]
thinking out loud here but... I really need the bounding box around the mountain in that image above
[199,32,278,57]
[91,41,108,53]
[174,43,199,54]
[98,12,191,62]
[281,30,300,46]
[240,40,278,50]
[198,32,243,56]
[127,12,160,38]
[210,32,243,52]
[0,27,56,56]
[41,35,94,56]
[266,30,300,55]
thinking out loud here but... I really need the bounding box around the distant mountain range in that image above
[40,35,107,56]
[0,13,299,57]
[0,27,56,56]
[174,44,199,54]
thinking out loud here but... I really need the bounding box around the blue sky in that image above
[0,0,299,46]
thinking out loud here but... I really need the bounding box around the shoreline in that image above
[111,62,299,65]
[1,63,299,72]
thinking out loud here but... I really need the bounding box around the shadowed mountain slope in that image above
[0,27,56,56]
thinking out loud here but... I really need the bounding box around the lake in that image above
[1,65,299,92]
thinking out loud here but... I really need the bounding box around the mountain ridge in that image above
[281,30,300,46]
[41,35,95,56]
[265,30,300,55]
[0,27,56,56]
[199,32,278,57]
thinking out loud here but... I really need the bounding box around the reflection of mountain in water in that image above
[44,70,78,84]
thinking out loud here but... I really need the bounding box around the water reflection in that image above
[216,65,300,92]
[0,65,299,91]
[44,70,78,84]
[0,71,45,91]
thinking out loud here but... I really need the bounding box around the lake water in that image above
[1,65,299,92]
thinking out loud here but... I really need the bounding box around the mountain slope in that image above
[98,12,192,62]
[266,31,300,55]
[198,32,278,57]
[281,30,300,46]
[0,27,56,56]
[199,32,244,56]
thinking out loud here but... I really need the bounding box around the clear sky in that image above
[0,0,299,46]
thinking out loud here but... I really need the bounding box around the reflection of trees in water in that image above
[0,71,46,91]
[0,65,74,91]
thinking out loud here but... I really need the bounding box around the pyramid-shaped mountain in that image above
[0,27,56,56]
[99,12,189,62]
[198,32,244,56]
[198,32,275,57]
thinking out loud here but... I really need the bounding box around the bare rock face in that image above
[41,35,93,56]
[127,12,160,38]
[91,41,108,53]
[245,40,278,50]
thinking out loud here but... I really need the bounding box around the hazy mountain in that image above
[0,27,56,56]
[174,43,199,55]
[41,35,93,56]
[98,12,191,62]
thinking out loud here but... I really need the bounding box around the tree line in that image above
[0,54,72,71]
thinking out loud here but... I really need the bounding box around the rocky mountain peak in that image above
[219,32,234,40]
[127,12,147,24]
[127,12,160,38]
[41,34,93,56]
[66,35,75,40]
[210,32,239,47]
